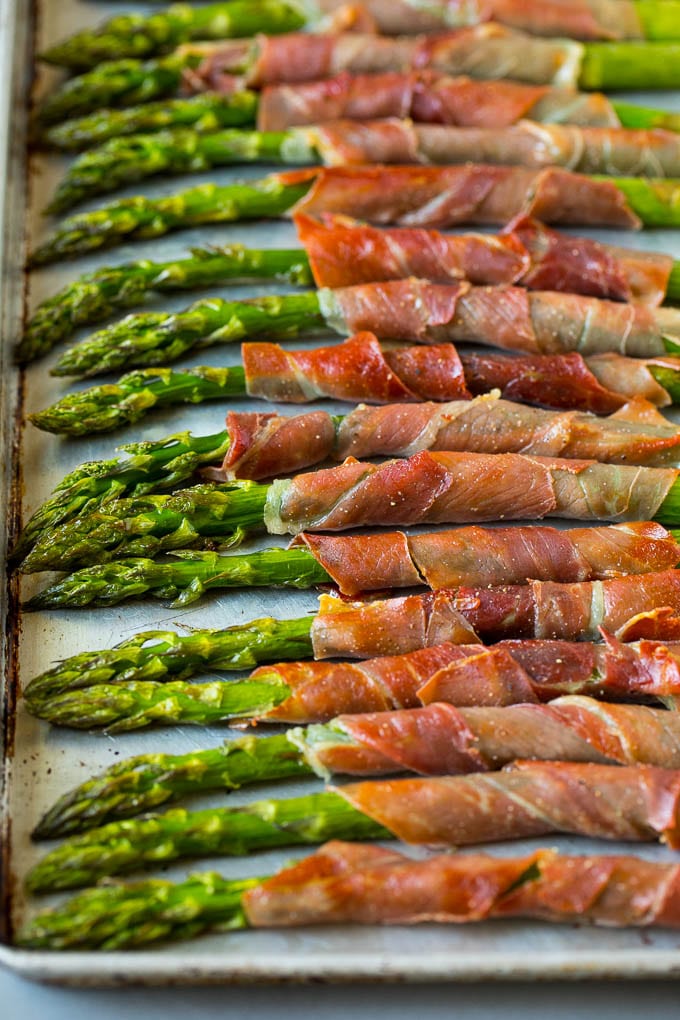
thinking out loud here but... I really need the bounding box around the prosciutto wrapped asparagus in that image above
[22,762,680,892]
[52,118,680,210]
[203,395,680,482]
[30,692,680,835]
[20,843,680,950]
[32,340,680,436]
[52,276,680,378]
[26,629,680,733]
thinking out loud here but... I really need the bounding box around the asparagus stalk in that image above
[40,1,306,71]
[41,92,260,151]
[37,40,680,127]
[29,177,312,266]
[47,127,321,214]
[52,291,325,377]
[23,616,315,705]
[27,677,294,735]
[26,547,331,610]
[11,430,234,563]
[24,793,386,893]
[18,872,260,950]
[29,355,680,438]
[29,175,680,267]
[19,247,312,364]
[21,248,680,368]
[32,734,311,838]
[48,287,680,379]
[42,91,680,154]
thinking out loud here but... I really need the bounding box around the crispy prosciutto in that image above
[260,452,679,533]
[249,633,680,724]
[334,761,680,847]
[244,842,680,929]
[242,335,680,414]
[312,0,643,41]
[216,397,680,480]
[296,214,673,305]
[319,279,680,356]
[189,26,585,92]
[299,119,680,179]
[291,698,680,776]
[286,165,641,229]
[306,571,680,657]
[289,522,680,596]
[259,72,620,131]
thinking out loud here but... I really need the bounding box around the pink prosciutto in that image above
[259,72,620,131]
[244,842,680,929]
[295,214,673,305]
[248,633,680,724]
[214,398,680,480]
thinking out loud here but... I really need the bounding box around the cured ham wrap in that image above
[309,570,680,654]
[259,72,622,131]
[296,214,674,305]
[243,335,680,411]
[190,26,586,91]
[283,119,680,179]
[287,698,680,776]
[310,0,647,41]
[21,843,680,950]
[287,522,680,596]
[214,396,680,480]
[259,451,680,533]
[317,278,680,356]
[249,635,680,723]
[244,842,680,930]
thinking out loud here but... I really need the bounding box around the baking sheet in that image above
[3,0,680,984]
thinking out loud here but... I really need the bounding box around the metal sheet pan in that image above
[3,0,680,985]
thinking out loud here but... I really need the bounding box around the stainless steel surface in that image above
[3,0,680,985]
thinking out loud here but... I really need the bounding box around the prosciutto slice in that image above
[217,397,680,480]
[301,119,680,179]
[291,522,680,596]
[244,842,680,929]
[320,279,680,356]
[296,214,673,305]
[308,570,680,655]
[461,352,676,413]
[335,761,680,847]
[312,0,644,41]
[260,452,679,533]
[292,698,680,777]
[284,166,641,229]
[259,72,620,132]
[242,333,471,404]
[249,634,680,724]
[189,27,584,91]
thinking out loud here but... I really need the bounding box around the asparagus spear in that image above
[47,286,680,379]
[24,794,386,893]
[47,127,322,213]
[36,39,680,126]
[23,616,315,705]
[41,1,306,71]
[11,430,234,563]
[19,247,312,364]
[32,734,310,838]
[29,174,680,267]
[41,92,260,151]
[42,91,680,154]
[29,356,680,438]
[52,291,326,377]
[27,677,293,735]
[26,548,331,609]
[18,872,260,949]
